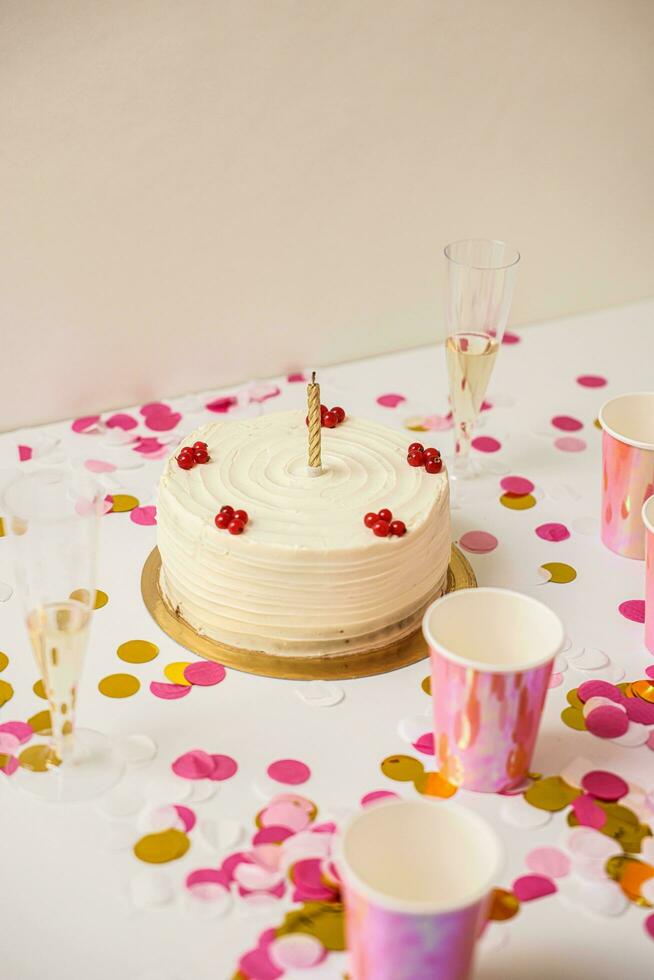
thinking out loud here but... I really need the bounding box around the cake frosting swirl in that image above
[156,411,451,657]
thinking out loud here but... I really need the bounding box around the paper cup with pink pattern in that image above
[423,587,564,793]
[642,496,654,654]
[338,799,503,980]
[599,392,654,559]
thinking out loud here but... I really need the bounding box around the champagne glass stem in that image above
[49,695,75,763]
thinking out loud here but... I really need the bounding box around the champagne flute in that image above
[3,466,124,801]
[444,239,520,478]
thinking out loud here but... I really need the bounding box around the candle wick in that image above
[311,371,316,384]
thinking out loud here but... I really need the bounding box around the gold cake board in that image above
[141,545,476,681]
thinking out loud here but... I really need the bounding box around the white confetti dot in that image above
[500,794,552,829]
[572,647,610,671]
[114,733,158,767]
[129,870,175,909]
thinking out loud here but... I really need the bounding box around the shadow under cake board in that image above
[141,545,477,681]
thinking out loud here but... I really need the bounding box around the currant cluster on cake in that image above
[305,403,346,429]
[407,441,442,473]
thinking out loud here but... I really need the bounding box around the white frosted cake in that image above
[156,411,451,658]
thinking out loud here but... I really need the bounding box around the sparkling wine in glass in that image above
[443,239,520,478]
[3,466,124,801]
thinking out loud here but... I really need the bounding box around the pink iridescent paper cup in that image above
[599,392,654,559]
[423,587,564,793]
[643,496,654,654]
[338,799,503,980]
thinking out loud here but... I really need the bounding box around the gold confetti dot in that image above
[0,517,5,536]
[276,902,345,951]
[19,744,61,772]
[488,887,520,921]
[566,688,583,709]
[524,775,580,812]
[109,494,139,513]
[0,679,14,707]
[117,639,159,664]
[0,651,8,672]
[631,679,654,704]
[414,770,457,798]
[594,418,602,430]
[163,661,192,685]
[133,828,190,864]
[404,418,429,432]
[541,562,577,584]
[28,709,52,734]
[421,675,431,696]
[69,588,109,610]
[33,679,47,700]
[98,673,140,698]
[560,707,586,731]
[381,754,424,783]
[499,493,536,511]
[617,858,654,906]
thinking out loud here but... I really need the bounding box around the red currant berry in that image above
[228,518,245,535]
[214,512,230,529]
[233,509,249,525]
[320,404,329,416]
[407,451,424,467]
[378,508,393,523]
[364,512,378,528]
[178,446,193,457]
[425,457,443,474]
[372,520,390,537]
[177,454,194,469]
[220,505,234,517]
[193,448,209,464]
[423,447,440,459]
[408,442,424,454]
[390,520,406,537]
[323,411,338,428]
[193,441,207,451]
[332,406,346,423]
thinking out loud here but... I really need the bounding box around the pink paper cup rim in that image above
[336,799,504,915]
[422,587,565,674]
[599,392,654,451]
[643,496,654,534]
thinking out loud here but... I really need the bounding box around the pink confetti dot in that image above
[551,415,583,432]
[72,415,101,434]
[18,445,32,461]
[252,826,295,845]
[585,704,629,739]
[209,753,238,781]
[535,522,570,542]
[149,681,191,700]
[84,459,116,474]
[130,505,157,526]
[525,847,571,879]
[267,759,311,786]
[571,794,606,829]
[459,530,498,554]
[646,665,654,680]
[554,436,587,452]
[0,733,20,754]
[512,874,557,902]
[286,372,306,383]
[647,731,654,752]
[105,413,138,430]
[0,721,33,743]
[238,947,282,980]
[618,599,645,623]
[377,393,406,408]
[248,383,281,404]
[269,934,326,971]
[0,756,19,776]
[174,805,197,832]
[206,396,237,413]
[548,672,563,689]
[360,790,399,807]
[140,402,171,415]
[577,679,623,704]
[144,411,182,432]
[133,437,166,455]
[502,331,521,345]
[577,375,607,388]
[186,867,230,898]
[645,913,654,941]
[581,770,628,802]
[172,749,215,779]
[412,733,435,755]
[183,661,226,686]
[260,801,311,833]
[471,436,501,453]
[501,476,535,496]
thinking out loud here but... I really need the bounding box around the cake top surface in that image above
[158,411,448,550]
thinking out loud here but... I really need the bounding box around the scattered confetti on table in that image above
[98,673,141,698]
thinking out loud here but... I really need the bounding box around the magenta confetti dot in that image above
[647,732,654,752]
[71,415,101,434]
[174,805,197,832]
[183,661,226,686]
[140,401,171,415]
[581,770,628,802]
[577,680,623,704]
[512,874,557,902]
[209,753,238,781]
[585,705,629,739]
[646,665,654,680]
[551,415,583,432]
[471,436,501,453]
[18,445,32,461]
[0,756,19,775]
[130,506,157,526]
[133,437,166,455]
[618,599,645,624]
[645,913,654,941]
[577,375,607,388]
[267,759,311,786]
[144,411,182,432]
[535,522,570,543]
[149,681,191,700]
[525,847,571,879]
[186,867,229,892]
[377,393,406,408]
[105,413,138,430]
[84,459,116,474]
[412,733,435,755]
[501,475,535,496]
[571,794,606,829]
[286,372,306,383]
[0,721,33,743]
[623,697,654,725]
[360,790,399,807]
[238,947,283,980]
[252,826,295,845]
[554,436,587,452]
[502,331,521,345]
[172,749,215,779]
[459,530,499,554]
[206,396,238,414]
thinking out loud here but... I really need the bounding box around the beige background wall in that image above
[1,0,653,431]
